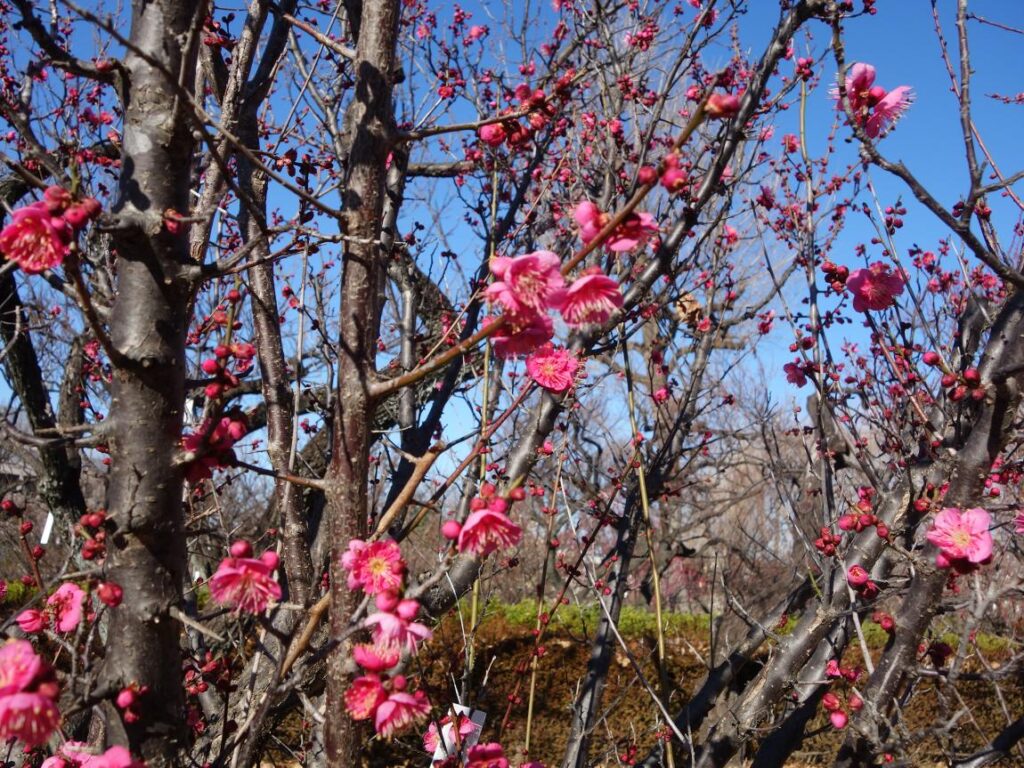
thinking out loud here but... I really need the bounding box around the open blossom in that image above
[365,600,433,652]
[836,63,913,138]
[926,507,993,570]
[48,582,86,632]
[488,311,553,359]
[845,262,905,312]
[42,743,146,768]
[341,538,405,595]
[560,269,624,327]
[0,201,71,273]
[375,689,431,739]
[345,674,388,720]
[485,251,565,316]
[208,550,282,613]
[0,640,61,748]
[573,201,658,253]
[783,362,807,387]
[458,507,522,557]
[423,713,480,754]
[16,608,48,634]
[353,642,400,672]
[526,344,579,392]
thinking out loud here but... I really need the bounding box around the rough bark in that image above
[98,0,201,762]
[323,1,401,764]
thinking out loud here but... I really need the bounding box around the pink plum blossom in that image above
[526,344,579,392]
[573,201,658,253]
[353,643,400,672]
[926,507,993,570]
[457,508,522,557]
[489,311,553,359]
[783,362,807,387]
[344,674,388,720]
[375,689,430,739]
[845,262,905,312]
[836,63,913,138]
[423,713,480,753]
[365,601,433,652]
[485,251,565,316]
[560,269,623,327]
[0,640,60,748]
[341,538,405,595]
[0,201,72,273]
[48,582,86,633]
[208,550,282,613]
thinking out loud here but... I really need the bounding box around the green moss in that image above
[483,598,711,640]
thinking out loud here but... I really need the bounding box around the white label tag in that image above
[40,512,54,545]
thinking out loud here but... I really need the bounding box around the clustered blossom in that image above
[526,343,580,392]
[820,659,863,730]
[42,743,146,768]
[208,541,282,614]
[926,507,993,572]
[0,639,61,748]
[836,62,913,138]
[457,483,523,557]
[342,538,433,738]
[181,410,248,483]
[0,186,101,274]
[17,582,87,634]
[845,262,905,312]
[485,251,623,358]
[341,538,405,595]
[573,200,658,253]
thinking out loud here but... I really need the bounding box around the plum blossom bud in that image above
[847,565,870,588]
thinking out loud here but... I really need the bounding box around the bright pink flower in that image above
[829,710,848,730]
[783,362,807,387]
[573,201,658,253]
[705,92,741,119]
[526,344,579,392]
[489,311,553,359]
[423,713,480,753]
[208,550,282,613]
[865,86,913,138]
[0,641,60,748]
[0,640,44,695]
[374,689,430,738]
[365,604,433,652]
[16,608,48,634]
[560,270,623,328]
[344,674,388,720]
[926,507,993,569]
[478,123,507,147]
[846,565,870,588]
[0,691,61,747]
[341,538,405,595]
[466,743,510,768]
[457,508,522,557]
[845,262,905,312]
[1015,510,1024,534]
[836,63,912,138]
[486,251,566,316]
[48,582,86,632]
[42,744,145,768]
[353,643,400,672]
[0,201,71,274]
